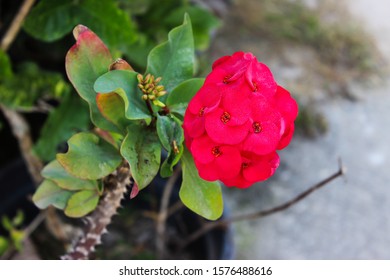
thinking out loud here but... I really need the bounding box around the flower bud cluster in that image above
[137,73,167,107]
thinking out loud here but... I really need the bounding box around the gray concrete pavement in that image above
[224,0,390,259]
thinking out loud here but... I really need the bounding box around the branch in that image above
[0,0,36,51]
[0,105,43,185]
[156,166,182,259]
[61,163,131,260]
[179,160,346,250]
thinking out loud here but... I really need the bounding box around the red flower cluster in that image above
[183,52,298,188]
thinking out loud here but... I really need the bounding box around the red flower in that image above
[223,152,280,189]
[191,135,241,181]
[205,51,277,97]
[183,51,298,188]
[243,96,282,155]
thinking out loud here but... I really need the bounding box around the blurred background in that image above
[0,0,389,259]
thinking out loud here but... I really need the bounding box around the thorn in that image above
[130,183,139,199]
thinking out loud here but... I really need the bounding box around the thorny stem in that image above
[0,0,36,51]
[62,163,132,260]
[178,160,346,251]
[156,166,182,259]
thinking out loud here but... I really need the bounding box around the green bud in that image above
[145,74,151,83]
[137,74,143,83]
[153,99,166,107]
[156,85,164,91]
[142,94,148,100]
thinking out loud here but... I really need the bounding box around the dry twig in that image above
[0,0,36,51]
[179,160,346,251]
[0,105,43,184]
[156,166,182,259]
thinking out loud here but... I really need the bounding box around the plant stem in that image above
[156,166,182,259]
[145,99,154,116]
[179,160,346,251]
[62,163,132,260]
[0,0,36,51]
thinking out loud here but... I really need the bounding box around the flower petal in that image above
[246,61,277,98]
[215,146,242,179]
[242,152,280,182]
[277,123,295,150]
[191,135,216,164]
[205,108,250,145]
[222,174,254,189]
[188,83,221,115]
[195,160,220,181]
[243,121,281,155]
[275,86,298,124]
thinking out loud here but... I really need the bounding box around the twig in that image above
[0,105,43,185]
[0,0,36,51]
[167,200,185,217]
[61,163,131,260]
[23,210,47,238]
[179,160,346,250]
[156,166,182,259]
[0,211,47,260]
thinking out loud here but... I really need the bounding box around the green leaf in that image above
[1,216,12,232]
[96,92,128,133]
[94,70,151,124]
[42,160,98,191]
[65,25,118,132]
[0,62,70,110]
[33,180,74,210]
[0,236,9,256]
[0,49,13,80]
[146,13,195,96]
[57,132,122,180]
[164,6,221,50]
[12,210,24,227]
[34,94,90,161]
[179,148,223,220]
[121,125,161,190]
[166,78,204,116]
[23,0,137,48]
[64,190,99,218]
[10,229,24,251]
[156,114,184,177]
